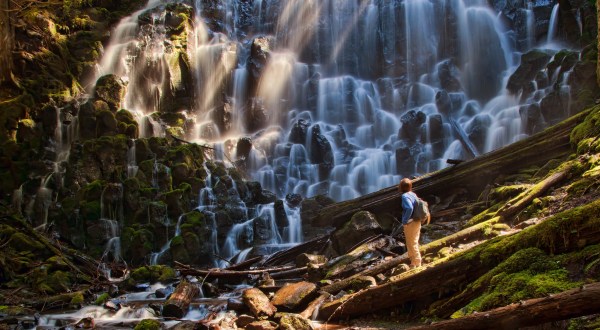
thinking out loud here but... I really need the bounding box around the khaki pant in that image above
[403,220,422,268]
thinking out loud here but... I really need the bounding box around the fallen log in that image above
[163,280,200,318]
[311,110,587,228]
[321,199,600,320]
[323,236,389,280]
[320,217,502,295]
[260,235,330,267]
[225,256,263,271]
[407,282,600,330]
[496,167,571,220]
[300,292,331,320]
[174,261,296,279]
[270,266,308,279]
[450,118,479,159]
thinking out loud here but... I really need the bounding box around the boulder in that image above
[247,37,271,94]
[288,119,309,144]
[331,211,382,254]
[245,97,270,132]
[399,110,427,142]
[94,74,125,112]
[271,282,318,311]
[242,288,277,318]
[506,50,553,98]
[236,137,253,160]
[279,313,314,330]
[437,59,462,92]
[245,320,278,330]
[213,99,233,135]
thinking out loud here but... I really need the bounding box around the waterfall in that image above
[90,0,577,263]
[547,4,560,44]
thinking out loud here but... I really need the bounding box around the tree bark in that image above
[300,292,331,320]
[175,261,296,279]
[407,282,600,330]
[0,0,16,87]
[162,280,200,318]
[311,111,586,228]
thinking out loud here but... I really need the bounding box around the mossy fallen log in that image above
[311,110,589,228]
[321,198,600,320]
[408,282,600,330]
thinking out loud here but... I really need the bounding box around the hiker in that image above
[398,178,422,268]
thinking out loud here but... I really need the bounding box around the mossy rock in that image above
[130,265,176,283]
[80,201,101,222]
[94,74,125,111]
[134,319,162,330]
[81,180,105,201]
[96,109,118,136]
[121,226,154,265]
[8,232,46,253]
[571,105,600,147]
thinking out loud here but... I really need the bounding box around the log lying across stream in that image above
[311,109,588,228]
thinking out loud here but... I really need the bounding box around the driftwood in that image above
[175,261,296,279]
[225,256,263,271]
[270,266,308,279]
[162,280,200,318]
[407,282,600,330]
[260,235,330,267]
[311,110,587,228]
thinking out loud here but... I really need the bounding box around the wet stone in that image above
[245,320,278,330]
[242,288,277,318]
[271,281,318,311]
[235,314,256,328]
[279,313,314,330]
[295,253,327,267]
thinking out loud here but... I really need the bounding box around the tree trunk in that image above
[162,280,200,318]
[311,111,586,228]
[407,282,600,330]
[0,0,15,87]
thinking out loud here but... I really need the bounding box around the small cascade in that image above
[547,4,560,44]
[149,215,184,265]
[99,184,124,263]
[127,140,138,178]
[32,176,54,230]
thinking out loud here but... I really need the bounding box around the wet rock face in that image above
[245,97,270,132]
[279,314,314,330]
[248,37,272,95]
[507,50,554,98]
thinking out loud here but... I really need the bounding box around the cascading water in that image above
[94,0,574,265]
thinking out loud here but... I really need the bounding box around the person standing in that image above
[398,178,422,268]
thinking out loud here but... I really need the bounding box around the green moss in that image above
[8,232,45,252]
[134,319,161,330]
[130,265,176,283]
[82,180,105,201]
[452,248,581,318]
[81,201,101,221]
[70,291,85,305]
[95,292,110,305]
[571,106,600,148]
[489,184,530,202]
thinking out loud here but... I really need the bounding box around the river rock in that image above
[242,288,277,318]
[235,314,256,328]
[271,282,318,311]
[170,320,197,330]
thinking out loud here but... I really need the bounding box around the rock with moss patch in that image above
[134,319,162,330]
[331,211,382,254]
[94,74,125,112]
[242,288,277,318]
[279,313,314,330]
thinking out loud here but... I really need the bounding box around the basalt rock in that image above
[247,37,271,95]
[506,49,554,99]
[245,97,270,132]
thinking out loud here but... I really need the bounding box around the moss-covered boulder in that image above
[331,211,382,254]
[121,225,154,265]
[94,74,125,112]
[134,319,162,330]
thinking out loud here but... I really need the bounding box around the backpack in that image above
[412,196,430,225]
